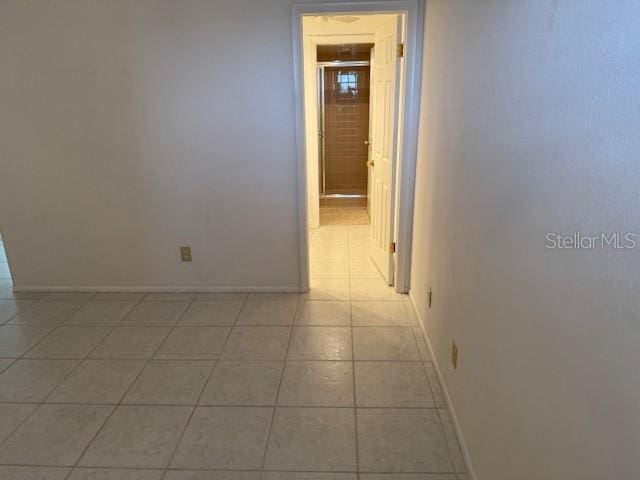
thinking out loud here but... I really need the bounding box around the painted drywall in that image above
[0,0,303,289]
[410,1,640,479]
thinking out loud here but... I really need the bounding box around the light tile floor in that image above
[0,225,466,479]
[320,207,370,225]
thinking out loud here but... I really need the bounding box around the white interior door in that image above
[369,15,402,284]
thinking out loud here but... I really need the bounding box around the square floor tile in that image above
[79,405,192,468]
[303,279,350,301]
[262,474,357,480]
[92,292,146,301]
[120,301,190,326]
[355,362,434,407]
[0,466,71,479]
[65,300,138,326]
[0,324,54,357]
[154,327,230,360]
[43,293,95,301]
[164,471,259,480]
[0,359,79,402]
[341,208,369,224]
[348,247,373,263]
[10,300,87,326]
[0,404,112,466]
[278,361,353,407]
[220,326,291,360]
[349,224,371,236]
[171,406,273,469]
[236,300,297,326]
[311,232,349,246]
[310,239,349,252]
[438,409,466,472]
[123,360,213,405]
[349,261,382,279]
[359,475,457,480]
[347,238,370,252]
[309,262,350,279]
[0,403,37,443]
[68,468,164,479]
[144,293,196,301]
[357,409,453,473]
[353,327,420,360]
[200,360,283,406]
[246,293,300,301]
[89,327,170,359]
[25,326,110,359]
[47,359,146,404]
[351,301,413,326]
[309,247,349,263]
[0,299,33,324]
[178,301,243,326]
[195,292,248,301]
[0,290,46,301]
[0,359,13,373]
[288,327,352,360]
[413,327,432,361]
[425,363,446,407]
[295,301,351,326]
[350,279,404,301]
[314,224,349,236]
[264,407,356,471]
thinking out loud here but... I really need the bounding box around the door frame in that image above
[292,0,425,293]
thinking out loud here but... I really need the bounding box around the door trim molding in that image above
[317,61,371,67]
[292,0,425,293]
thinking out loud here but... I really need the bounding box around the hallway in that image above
[0,222,466,479]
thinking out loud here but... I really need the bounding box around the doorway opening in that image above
[0,234,13,297]
[318,45,372,201]
[294,2,423,293]
[318,43,372,226]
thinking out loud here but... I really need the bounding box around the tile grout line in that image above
[57,293,153,480]
[20,300,141,362]
[159,295,249,479]
[60,292,206,479]
[256,295,299,479]
[0,294,100,453]
[347,225,362,477]
[43,294,149,401]
[0,462,459,475]
[0,400,445,410]
[0,225,464,476]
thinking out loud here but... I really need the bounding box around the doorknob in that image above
[364,140,369,145]
[367,160,375,167]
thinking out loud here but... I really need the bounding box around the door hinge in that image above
[389,242,396,253]
[397,43,404,58]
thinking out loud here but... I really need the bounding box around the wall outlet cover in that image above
[180,246,192,262]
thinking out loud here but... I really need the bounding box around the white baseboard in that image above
[408,291,478,480]
[12,285,303,293]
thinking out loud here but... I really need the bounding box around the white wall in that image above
[411,1,640,479]
[0,0,301,290]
